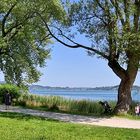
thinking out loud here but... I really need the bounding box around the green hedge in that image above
[0,84,21,104]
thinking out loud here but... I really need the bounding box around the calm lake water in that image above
[29,89,140,101]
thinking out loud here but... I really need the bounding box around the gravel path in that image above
[0,105,140,129]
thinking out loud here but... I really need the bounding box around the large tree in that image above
[41,0,140,114]
[0,0,65,86]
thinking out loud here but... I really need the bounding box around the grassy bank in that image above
[16,93,117,115]
[16,93,139,117]
[0,112,139,140]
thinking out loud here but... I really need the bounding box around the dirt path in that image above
[0,105,140,129]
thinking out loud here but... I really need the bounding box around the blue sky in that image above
[34,41,140,87]
[33,30,140,87]
[0,42,140,87]
[0,36,140,88]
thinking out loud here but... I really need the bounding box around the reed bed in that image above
[16,93,116,115]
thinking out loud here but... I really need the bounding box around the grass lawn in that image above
[0,112,140,140]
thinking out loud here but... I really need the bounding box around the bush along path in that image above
[0,105,140,129]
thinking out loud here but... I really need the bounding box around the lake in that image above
[29,89,140,101]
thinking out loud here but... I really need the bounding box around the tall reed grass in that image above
[16,93,116,115]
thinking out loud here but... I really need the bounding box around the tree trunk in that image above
[108,58,139,114]
[114,79,132,114]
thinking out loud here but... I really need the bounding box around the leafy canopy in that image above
[66,0,140,67]
[0,0,65,86]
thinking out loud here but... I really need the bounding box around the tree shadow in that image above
[0,112,59,122]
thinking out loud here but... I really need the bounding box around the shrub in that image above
[0,84,21,104]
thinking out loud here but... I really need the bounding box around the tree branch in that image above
[36,34,52,48]
[108,59,127,79]
[2,3,17,37]
[8,25,22,40]
[110,0,125,25]
[124,0,130,23]
[93,12,107,26]
[36,12,109,60]
[133,0,140,32]
[96,0,106,11]
[5,13,35,38]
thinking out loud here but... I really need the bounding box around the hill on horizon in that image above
[29,85,140,91]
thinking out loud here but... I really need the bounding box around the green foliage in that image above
[0,0,65,86]
[17,93,115,115]
[17,94,64,111]
[0,84,21,104]
[0,112,140,140]
[68,99,104,115]
[66,0,140,65]
[16,93,137,116]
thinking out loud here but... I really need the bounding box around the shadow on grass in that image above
[23,105,113,119]
[0,112,59,122]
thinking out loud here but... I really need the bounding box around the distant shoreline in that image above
[29,85,140,91]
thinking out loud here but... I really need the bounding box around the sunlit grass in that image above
[0,112,140,140]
